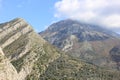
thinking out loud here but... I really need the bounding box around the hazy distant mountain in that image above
[0,18,120,80]
[40,19,120,70]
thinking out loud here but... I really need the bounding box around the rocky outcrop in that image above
[0,48,18,80]
[0,18,60,80]
[110,45,120,69]
[0,18,33,49]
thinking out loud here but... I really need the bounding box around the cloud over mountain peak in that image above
[54,0,120,32]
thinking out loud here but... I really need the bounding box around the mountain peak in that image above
[41,19,113,43]
[0,18,60,80]
[11,17,25,22]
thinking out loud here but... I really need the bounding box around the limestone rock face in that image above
[0,48,18,80]
[0,18,60,80]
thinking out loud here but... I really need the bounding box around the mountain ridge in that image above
[0,18,60,80]
[41,19,120,38]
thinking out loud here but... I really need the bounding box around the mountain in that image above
[40,19,120,70]
[0,18,61,80]
[0,18,120,80]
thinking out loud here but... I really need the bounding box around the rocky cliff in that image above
[0,18,60,80]
[0,47,18,80]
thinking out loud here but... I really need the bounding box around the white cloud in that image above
[54,0,120,32]
[102,14,120,28]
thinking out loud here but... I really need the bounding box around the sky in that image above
[0,0,120,33]
[0,0,59,32]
